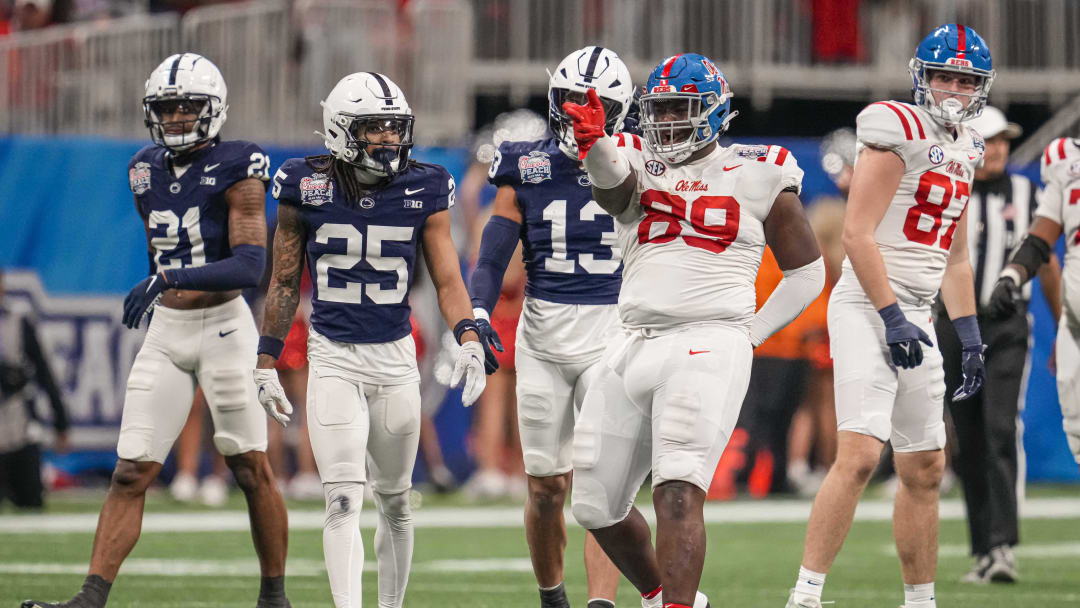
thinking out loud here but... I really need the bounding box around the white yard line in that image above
[0,557,536,578]
[1,497,1078,535]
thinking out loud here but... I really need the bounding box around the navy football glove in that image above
[472,308,504,375]
[122,273,168,329]
[951,315,985,401]
[953,345,986,401]
[878,303,934,369]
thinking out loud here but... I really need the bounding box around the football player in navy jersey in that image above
[468,46,632,608]
[252,72,490,608]
[22,54,291,608]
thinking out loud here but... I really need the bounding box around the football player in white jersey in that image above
[990,136,1080,469]
[785,25,994,608]
[563,54,825,608]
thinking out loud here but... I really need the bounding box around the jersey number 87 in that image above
[903,171,970,250]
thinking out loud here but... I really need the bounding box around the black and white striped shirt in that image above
[965,172,1037,309]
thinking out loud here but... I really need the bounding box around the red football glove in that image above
[562,88,607,161]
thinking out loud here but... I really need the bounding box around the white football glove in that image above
[253,368,293,427]
[451,341,486,407]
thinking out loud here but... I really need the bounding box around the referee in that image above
[933,107,1062,584]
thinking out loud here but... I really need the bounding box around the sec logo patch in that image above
[645,160,666,176]
[928,145,945,165]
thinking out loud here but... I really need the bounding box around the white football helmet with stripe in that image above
[319,72,414,177]
[548,46,634,159]
[143,53,228,151]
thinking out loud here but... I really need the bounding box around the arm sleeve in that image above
[163,244,266,290]
[468,215,522,314]
[21,317,68,432]
[748,256,826,348]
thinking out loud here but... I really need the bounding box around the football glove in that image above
[253,368,293,427]
[122,273,168,329]
[878,303,934,369]
[451,341,487,407]
[953,345,986,401]
[988,275,1023,318]
[472,307,504,375]
[563,88,607,160]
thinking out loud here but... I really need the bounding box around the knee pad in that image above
[570,476,620,530]
[373,490,412,528]
[324,481,365,530]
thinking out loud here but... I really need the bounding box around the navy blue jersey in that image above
[128,139,271,273]
[273,158,455,344]
[488,137,621,304]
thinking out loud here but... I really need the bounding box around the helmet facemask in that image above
[910,61,994,126]
[548,87,624,159]
[640,91,728,164]
[330,113,415,178]
[143,95,219,152]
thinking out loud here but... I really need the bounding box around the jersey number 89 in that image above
[637,189,741,254]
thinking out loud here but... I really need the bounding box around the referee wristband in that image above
[257,336,285,359]
[453,319,480,345]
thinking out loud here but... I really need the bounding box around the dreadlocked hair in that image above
[304,155,420,204]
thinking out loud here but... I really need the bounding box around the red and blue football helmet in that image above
[639,53,737,164]
[909,24,995,125]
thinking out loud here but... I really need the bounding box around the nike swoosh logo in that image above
[723,164,741,171]
[219,328,238,337]
[404,187,424,195]
[204,162,222,172]
[144,275,159,293]
[689,349,710,355]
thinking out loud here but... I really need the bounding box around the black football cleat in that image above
[23,601,66,608]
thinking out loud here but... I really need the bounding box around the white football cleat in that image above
[199,475,228,507]
[785,589,823,608]
[694,590,710,608]
[169,472,198,503]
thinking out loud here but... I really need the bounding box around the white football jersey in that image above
[845,101,985,306]
[1036,137,1080,322]
[611,134,803,330]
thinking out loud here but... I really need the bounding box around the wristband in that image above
[257,336,285,359]
[453,319,480,345]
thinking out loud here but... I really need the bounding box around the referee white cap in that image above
[968,106,1023,140]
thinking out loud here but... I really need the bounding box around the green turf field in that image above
[1,490,1078,607]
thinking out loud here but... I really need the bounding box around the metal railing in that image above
[0,0,1078,143]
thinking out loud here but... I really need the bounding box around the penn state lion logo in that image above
[518,151,552,184]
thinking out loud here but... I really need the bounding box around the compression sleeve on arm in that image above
[748,256,826,348]
[582,135,631,189]
[164,244,266,291]
[469,215,521,314]
[1004,233,1051,284]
